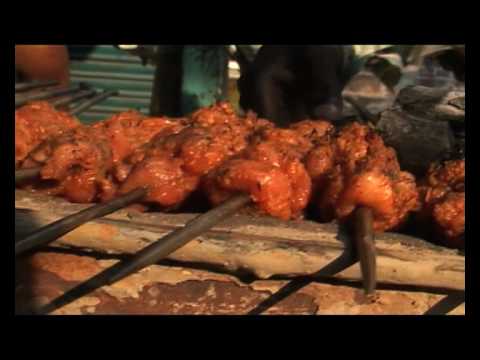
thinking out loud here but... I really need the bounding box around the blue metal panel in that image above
[68,45,230,124]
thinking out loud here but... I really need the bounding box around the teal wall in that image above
[181,46,229,114]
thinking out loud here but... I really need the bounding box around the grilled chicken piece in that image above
[15,101,79,168]
[417,159,465,248]
[305,123,419,232]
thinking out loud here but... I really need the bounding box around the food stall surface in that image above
[15,251,464,315]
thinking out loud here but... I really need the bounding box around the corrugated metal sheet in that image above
[68,45,155,124]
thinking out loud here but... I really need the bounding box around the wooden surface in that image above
[15,190,465,291]
[15,251,465,315]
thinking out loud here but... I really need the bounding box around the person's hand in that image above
[237,45,352,126]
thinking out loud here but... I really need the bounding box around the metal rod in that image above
[352,207,377,296]
[15,80,58,93]
[69,90,119,115]
[50,89,97,107]
[37,193,251,314]
[15,187,147,257]
[15,167,42,184]
[15,84,87,108]
[108,193,251,284]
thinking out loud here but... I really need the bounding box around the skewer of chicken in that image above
[304,122,419,295]
[15,101,80,170]
[16,111,189,255]
[36,118,337,314]
[39,119,415,311]
[16,103,265,256]
[15,90,118,178]
[416,159,465,250]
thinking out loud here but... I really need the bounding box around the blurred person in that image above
[15,45,70,86]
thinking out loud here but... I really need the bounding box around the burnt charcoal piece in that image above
[376,109,454,176]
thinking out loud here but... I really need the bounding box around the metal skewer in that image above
[37,193,251,314]
[15,167,42,184]
[352,207,377,296]
[15,187,147,256]
[15,80,59,93]
[15,84,88,108]
[50,89,97,107]
[69,90,118,116]
[108,193,251,283]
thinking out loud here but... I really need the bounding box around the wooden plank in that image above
[15,252,465,315]
[15,190,465,291]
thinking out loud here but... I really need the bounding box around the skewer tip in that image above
[15,167,42,184]
[352,206,377,296]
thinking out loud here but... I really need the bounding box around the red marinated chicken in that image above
[305,123,419,232]
[20,111,186,203]
[417,159,465,248]
[118,103,270,209]
[15,101,80,168]
[21,125,114,203]
[14,101,462,251]
[204,120,333,220]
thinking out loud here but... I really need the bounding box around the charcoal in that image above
[377,108,454,176]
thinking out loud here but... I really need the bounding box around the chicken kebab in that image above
[17,100,435,313]
[204,121,419,295]
[110,114,420,296]
[25,116,355,314]
[15,102,276,256]
[205,121,418,233]
[115,102,274,211]
[15,101,80,169]
[15,101,419,232]
[17,107,188,203]
[305,122,420,233]
[204,120,334,219]
[416,159,465,249]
